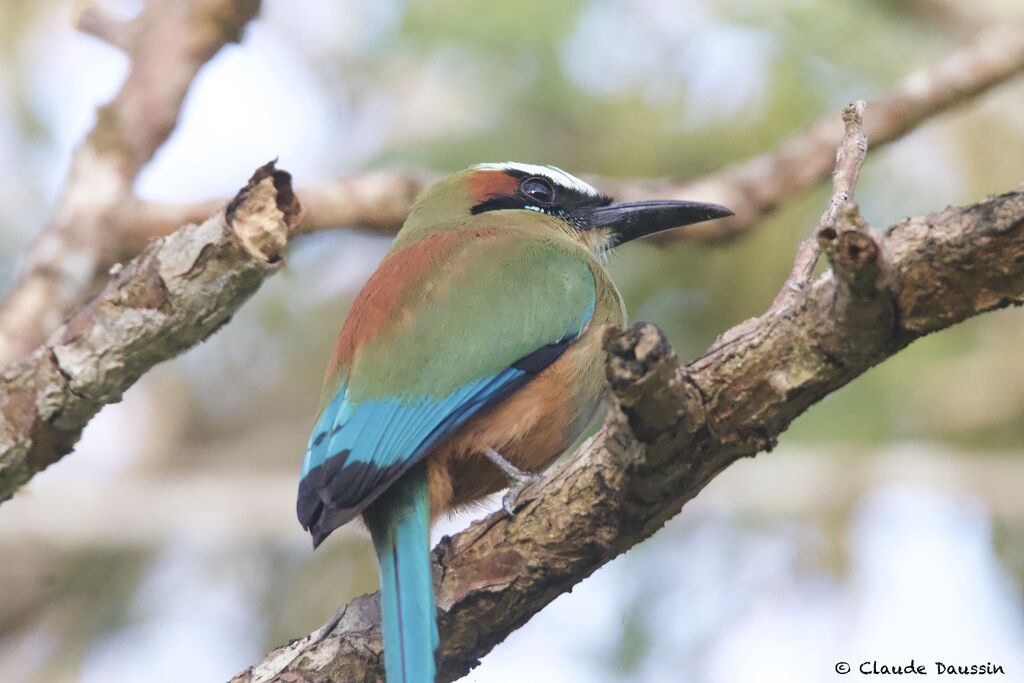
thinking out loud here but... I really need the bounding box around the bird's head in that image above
[399,162,733,256]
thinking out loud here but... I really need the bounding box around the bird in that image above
[296,162,732,682]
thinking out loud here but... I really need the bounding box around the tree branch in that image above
[74,3,136,53]
[115,171,435,254]
[3,19,1021,370]
[898,0,991,38]
[0,162,303,504]
[130,21,1024,251]
[772,100,868,309]
[0,0,260,366]
[230,191,1024,682]
[654,21,1024,243]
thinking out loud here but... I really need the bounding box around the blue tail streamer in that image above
[364,462,439,683]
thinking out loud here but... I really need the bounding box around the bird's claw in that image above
[482,447,543,517]
[500,471,544,517]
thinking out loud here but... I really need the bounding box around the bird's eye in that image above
[520,176,555,205]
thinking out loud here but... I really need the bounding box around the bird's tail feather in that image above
[364,462,439,683]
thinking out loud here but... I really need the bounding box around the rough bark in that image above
[0,0,261,366]
[0,163,302,503]
[773,100,869,308]
[231,188,1024,683]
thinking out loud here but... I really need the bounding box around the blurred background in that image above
[2,0,1024,681]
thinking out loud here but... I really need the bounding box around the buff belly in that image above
[425,322,607,517]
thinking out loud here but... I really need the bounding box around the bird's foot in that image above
[500,478,543,517]
[484,447,543,517]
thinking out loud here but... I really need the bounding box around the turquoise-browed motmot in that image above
[297,162,732,682]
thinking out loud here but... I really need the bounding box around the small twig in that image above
[74,2,136,52]
[822,101,870,226]
[900,0,990,39]
[771,101,868,311]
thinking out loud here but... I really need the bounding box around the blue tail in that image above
[364,462,439,683]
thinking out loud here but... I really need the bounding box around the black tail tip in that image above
[311,527,330,549]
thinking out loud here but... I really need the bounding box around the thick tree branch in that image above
[0,163,302,504]
[0,0,260,366]
[231,193,1024,682]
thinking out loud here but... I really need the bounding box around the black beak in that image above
[581,200,734,246]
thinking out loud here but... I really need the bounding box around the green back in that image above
[346,230,597,403]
